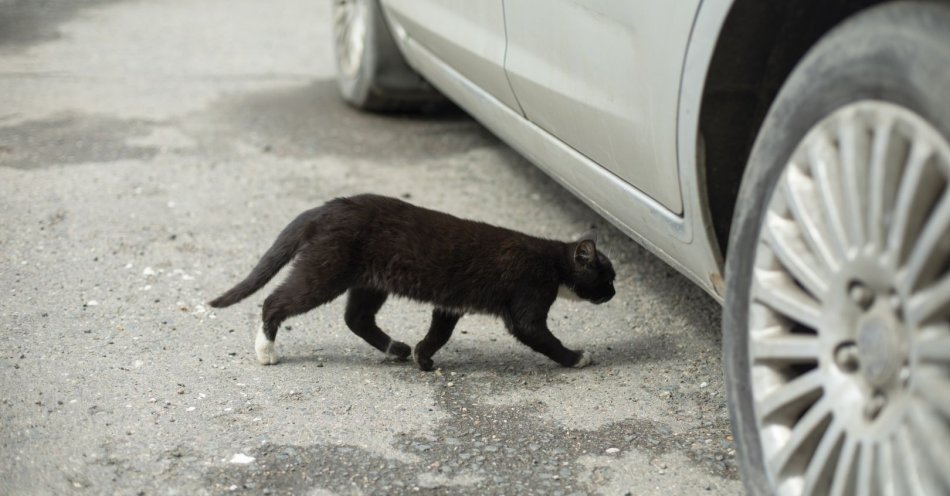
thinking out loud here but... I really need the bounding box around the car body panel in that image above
[380,0,737,301]
[382,0,522,112]
[504,0,699,214]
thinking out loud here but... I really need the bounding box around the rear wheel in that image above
[332,0,441,111]
[724,3,950,495]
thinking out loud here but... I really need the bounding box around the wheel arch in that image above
[698,0,912,257]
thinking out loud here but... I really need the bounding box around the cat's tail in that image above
[208,209,315,308]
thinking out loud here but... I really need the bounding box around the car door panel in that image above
[504,0,701,214]
[381,0,521,111]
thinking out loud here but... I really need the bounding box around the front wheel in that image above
[724,3,950,495]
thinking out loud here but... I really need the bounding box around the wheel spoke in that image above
[887,140,937,266]
[752,334,820,364]
[901,191,950,292]
[838,116,870,249]
[915,370,950,420]
[768,397,833,477]
[908,401,950,491]
[763,211,830,299]
[801,418,845,496]
[868,119,910,252]
[829,436,859,496]
[756,368,823,420]
[783,165,841,271]
[895,424,932,495]
[855,441,876,496]
[753,269,823,330]
[876,436,898,496]
[915,333,950,365]
[906,274,950,326]
[808,134,852,256]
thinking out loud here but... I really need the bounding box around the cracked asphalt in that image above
[0,1,743,494]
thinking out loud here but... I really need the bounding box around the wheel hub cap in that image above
[857,313,902,388]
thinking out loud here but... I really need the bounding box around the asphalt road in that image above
[0,1,742,494]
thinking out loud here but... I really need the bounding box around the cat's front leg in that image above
[573,350,593,368]
[413,309,462,371]
[504,309,591,368]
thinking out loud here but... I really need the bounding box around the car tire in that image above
[723,2,950,495]
[332,0,441,111]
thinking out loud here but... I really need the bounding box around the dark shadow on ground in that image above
[0,0,119,51]
[203,79,497,163]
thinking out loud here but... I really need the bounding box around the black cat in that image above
[209,194,616,370]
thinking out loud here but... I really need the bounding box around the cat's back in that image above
[348,194,532,245]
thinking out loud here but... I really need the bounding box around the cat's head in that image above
[566,237,616,304]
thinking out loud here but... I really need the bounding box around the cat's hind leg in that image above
[344,288,411,360]
[413,309,461,371]
[258,267,348,365]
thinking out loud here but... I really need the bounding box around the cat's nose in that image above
[594,289,615,304]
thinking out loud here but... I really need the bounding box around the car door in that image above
[503,0,701,214]
[381,0,521,112]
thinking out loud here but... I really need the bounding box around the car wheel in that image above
[723,2,950,495]
[332,0,441,111]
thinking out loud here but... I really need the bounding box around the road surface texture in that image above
[0,1,742,494]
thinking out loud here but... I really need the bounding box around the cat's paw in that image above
[255,325,279,365]
[412,347,435,372]
[386,340,411,361]
[572,351,593,368]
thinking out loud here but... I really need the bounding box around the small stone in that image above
[605,447,620,454]
[700,382,708,388]
[229,453,255,464]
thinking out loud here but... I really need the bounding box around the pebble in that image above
[605,448,620,454]
[229,453,255,464]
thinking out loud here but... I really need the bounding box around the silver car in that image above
[331,1,950,494]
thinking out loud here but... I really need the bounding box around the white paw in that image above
[255,325,279,365]
[573,351,593,368]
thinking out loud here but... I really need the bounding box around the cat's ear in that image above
[577,229,598,243]
[573,239,597,267]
